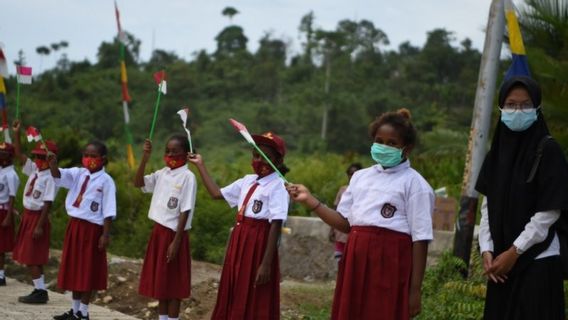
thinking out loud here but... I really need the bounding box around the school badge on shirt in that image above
[32,190,42,199]
[381,203,397,218]
[90,201,100,212]
[168,197,179,209]
[252,200,263,214]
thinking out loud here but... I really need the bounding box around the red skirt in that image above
[139,223,191,299]
[57,218,108,291]
[211,217,280,320]
[332,226,412,320]
[0,209,15,253]
[13,209,50,265]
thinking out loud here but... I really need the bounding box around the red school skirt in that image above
[13,209,50,265]
[138,222,191,299]
[0,209,15,253]
[57,218,108,291]
[332,226,412,320]
[211,217,280,320]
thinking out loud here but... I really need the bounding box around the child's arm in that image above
[256,219,282,285]
[98,217,112,250]
[12,120,28,165]
[286,184,350,233]
[409,240,428,317]
[1,196,15,227]
[187,154,224,199]
[134,139,152,188]
[167,210,190,263]
[47,152,61,178]
[33,201,52,239]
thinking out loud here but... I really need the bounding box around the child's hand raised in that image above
[47,151,57,166]
[285,184,312,203]
[143,139,152,157]
[187,153,203,166]
[12,120,21,132]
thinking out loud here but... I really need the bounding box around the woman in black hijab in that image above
[476,76,568,320]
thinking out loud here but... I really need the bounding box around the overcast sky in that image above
[1,0,516,73]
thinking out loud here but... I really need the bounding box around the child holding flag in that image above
[188,131,289,319]
[287,109,434,320]
[134,136,197,320]
[0,142,19,287]
[49,141,116,320]
[11,121,58,304]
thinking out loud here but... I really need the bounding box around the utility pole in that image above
[453,0,505,275]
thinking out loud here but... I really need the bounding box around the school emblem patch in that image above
[90,201,99,212]
[381,203,397,219]
[167,197,179,209]
[252,200,263,214]
[32,190,42,199]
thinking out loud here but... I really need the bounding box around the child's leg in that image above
[71,291,82,314]
[167,299,181,319]
[29,265,45,289]
[0,252,5,272]
[159,299,168,318]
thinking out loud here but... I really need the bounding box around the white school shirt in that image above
[142,166,197,231]
[221,172,289,222]
[0,165,20,205]
[478,197,560,259]
[55,167,117,226]
[337,161,434,242]
[22,159,58,211]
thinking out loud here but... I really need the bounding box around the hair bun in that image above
[397,108,411,120]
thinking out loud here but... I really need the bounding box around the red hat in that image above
[252,132,286,157]
[32,140,58,155]
[0,142,14,155]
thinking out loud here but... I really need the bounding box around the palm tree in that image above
[222,7,239,23]
[36,46,51,73]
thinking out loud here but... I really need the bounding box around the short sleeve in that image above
[336,184,354,219]
[6,172,20,197]
[141,171,159,193]
[406,189,434,242]
[102,177,117,219]
[22,159,35,177]
[221,177,246,208]
[42,178,57,202]
[267,184,289,222]
[179,173,197,213]
[56,167,81,189]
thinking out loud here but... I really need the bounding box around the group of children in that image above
[2,78,560,320]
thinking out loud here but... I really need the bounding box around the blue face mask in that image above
[370,143,404,168]
[500,108,538,132]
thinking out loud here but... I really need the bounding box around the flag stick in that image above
[148,85,162,140]
[187,130,193,154]
[15,81,20,120]
[249,142,288,183]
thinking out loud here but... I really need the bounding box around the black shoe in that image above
[53,309,75,320]
[0,277,5,286]
[74,311,89,320]
[18,288,49,304]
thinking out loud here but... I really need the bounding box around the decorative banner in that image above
[0,77,6,109]
[16,66,32,84]
[228,118,288,183]
[177,108,193,153]
[504,0,530,79]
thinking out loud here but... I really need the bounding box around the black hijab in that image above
[476,76,568,263]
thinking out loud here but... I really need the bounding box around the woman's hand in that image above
[487,247,519,277]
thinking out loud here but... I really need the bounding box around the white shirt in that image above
[478,197,560,259]
[337,161,434,242]
[22,159,58,211]
[0,165,20,204]
[221,172,289,222]
[142,166,197,231]
[55,167,117,225]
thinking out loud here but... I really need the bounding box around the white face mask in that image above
[500,108,539,132]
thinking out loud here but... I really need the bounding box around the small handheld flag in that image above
[177,108,193,153]
[16,66,32,84]
[228,118,288,183]
[26,126,42,142]
[148,70,166,139]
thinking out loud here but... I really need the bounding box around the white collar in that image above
[373,159,410,174]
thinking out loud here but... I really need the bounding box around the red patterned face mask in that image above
[34,159,50,171]
[251,159,273,177]
[82,156,104,172]
[164,154,187,169]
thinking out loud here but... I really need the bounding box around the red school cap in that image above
[252,132,286,157]
[31,140,58,155]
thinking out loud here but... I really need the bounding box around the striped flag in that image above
[26,126,42,142]
[16,66,32,84]
[229,118,255,144]
[153,70,167,94]
[504,0,530,79]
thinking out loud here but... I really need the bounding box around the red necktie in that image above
[72,175,90,208]
[25,174,38,197]
[236,182,259,222]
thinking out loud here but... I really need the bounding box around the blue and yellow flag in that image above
[504,0,531,79]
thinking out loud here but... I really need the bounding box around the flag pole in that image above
[15,81,20,120]
[249,142,288,183]
[148,85,162,140]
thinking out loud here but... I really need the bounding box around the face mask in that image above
[164,154,187,169]
[34,159,50,170]
[370,143,404,168]
[252,159,273,177]
[500,108,538,132]
[82,156,104,172]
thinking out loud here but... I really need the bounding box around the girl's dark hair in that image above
[346,163,363,174]
[168,134,190,153]
[87,140,108,157]
[368,108,417,146]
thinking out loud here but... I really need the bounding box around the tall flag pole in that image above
[0,44,11,142]
[15,65,32,120]
[114,1,136,168]
[504,0,530,79]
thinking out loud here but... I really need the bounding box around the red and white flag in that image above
[16,66,32,84]
[229,118,255,144]
[0,44,8,78]
[177,108,193,153]
[153,70,167,94]
[26,126,42,142]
